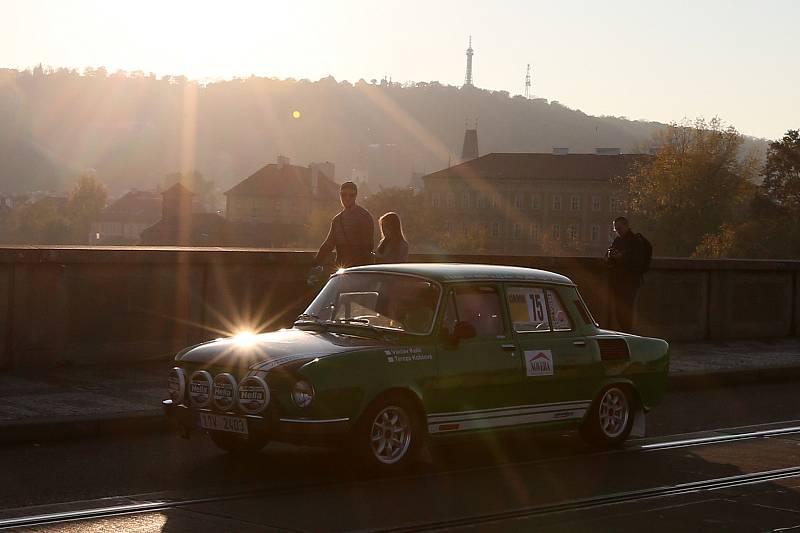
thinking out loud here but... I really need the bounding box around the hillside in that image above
[0,68,767,194]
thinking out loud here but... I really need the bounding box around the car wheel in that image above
[354,396,423,471]
[580,385,635,448]
[209,430,269,455]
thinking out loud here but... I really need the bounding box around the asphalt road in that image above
[2,381,800,531]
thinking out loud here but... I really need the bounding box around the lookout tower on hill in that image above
[463,36,474,88]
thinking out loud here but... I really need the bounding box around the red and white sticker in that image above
[525,350,554,377]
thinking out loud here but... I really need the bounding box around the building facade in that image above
[224,157,340,247]
[422,152,649,256]
[90,190,161,245]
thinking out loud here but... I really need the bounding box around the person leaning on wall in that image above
[375,212,409,263]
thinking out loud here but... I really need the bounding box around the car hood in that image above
[176,328,385,371]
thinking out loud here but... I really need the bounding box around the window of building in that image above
[491,221,501,238]
[446,193,456,209]
[552,195,562,211]
[444,221,453,234]
[610,197,624,214]
[506,286,550,333]
[531,194,541,210]
[567,223,579,241]
[476,194,487,209]
[570,195,581,211]
[529,223,540,240]
[491,194,501,209]
[461,192,470,209]
[552,224,561,240]
[591,224,600,241]
[513,223,522,239]
[514,194,525,209]
[592,196,602,211]
[431,193,441,208]
[462,223,469,237]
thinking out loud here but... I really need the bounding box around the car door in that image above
[505,284,598,423]
[428,284,525,433]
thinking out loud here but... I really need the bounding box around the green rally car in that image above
[163,263,669,470]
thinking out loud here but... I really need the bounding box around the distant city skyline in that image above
[2,0,798,140]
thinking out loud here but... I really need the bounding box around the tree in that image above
[695,129,800,259]
[66,173,108,243]
[616,118,759,257]
[762,129,800,210]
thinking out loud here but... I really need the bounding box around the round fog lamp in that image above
[213,373,238,412]
[189,370,213,408]
[167,367,186,403]
[238,376,270,414]
[291,380,315,408]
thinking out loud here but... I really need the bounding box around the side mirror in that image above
[452,321,476,341]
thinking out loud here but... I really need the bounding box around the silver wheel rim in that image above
[369,406,412,464]
[599,388,629,438]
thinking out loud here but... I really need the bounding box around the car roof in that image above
[343,263,575,286]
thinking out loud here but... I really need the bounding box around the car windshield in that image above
[300,272,441,334]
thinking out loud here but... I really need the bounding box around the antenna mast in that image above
[524,64,531,99]
[463,36,474,87]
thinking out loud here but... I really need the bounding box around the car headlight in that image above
[291,380,315,408]
[167,367,186,403]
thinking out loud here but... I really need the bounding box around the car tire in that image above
[209,430,269,455]
[580,385,635,448]
[353,395,423,472]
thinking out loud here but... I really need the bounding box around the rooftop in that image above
[423,152,652,182]
[344,263,574,285]
[225,163,338,198]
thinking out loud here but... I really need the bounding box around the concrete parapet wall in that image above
[1,246,799,370]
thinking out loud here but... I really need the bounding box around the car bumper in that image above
[162,399,351,445]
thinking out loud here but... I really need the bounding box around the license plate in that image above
[199,412,249,435]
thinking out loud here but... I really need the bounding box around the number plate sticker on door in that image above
[199,412,249,434]
[525,350,554,377]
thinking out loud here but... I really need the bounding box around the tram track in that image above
[3,420,800,531]
[379,466,800,532]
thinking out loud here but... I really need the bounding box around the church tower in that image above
[461,121,479,161]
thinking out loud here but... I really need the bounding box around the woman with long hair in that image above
[375,212,409,263]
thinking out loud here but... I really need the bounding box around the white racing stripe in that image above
[428,401,591,433]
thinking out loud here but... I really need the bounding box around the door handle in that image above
[573,340,587,347]
[501,344,517,352]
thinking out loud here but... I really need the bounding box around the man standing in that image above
[606,216,650,332]
[314,181,375,269]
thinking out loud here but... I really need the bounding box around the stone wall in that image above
[1,246,798,370]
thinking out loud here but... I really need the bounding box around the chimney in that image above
[552,147,569,155]
[595,148,621,155]
[277,155,290,168]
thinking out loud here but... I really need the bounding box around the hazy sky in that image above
[2,0,797,139]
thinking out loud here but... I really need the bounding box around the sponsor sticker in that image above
[525,350,554,377]
[384,347,433,363]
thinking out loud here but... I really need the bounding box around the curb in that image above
[0,410,167,445]
[3,367,800,445]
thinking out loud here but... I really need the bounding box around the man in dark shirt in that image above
[314,181,375,269]
[606,216,646,332]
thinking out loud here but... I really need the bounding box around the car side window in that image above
[546,289,573,331]
[453,286,506,338]
[507,286,551,333]
[440,291,459,336]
